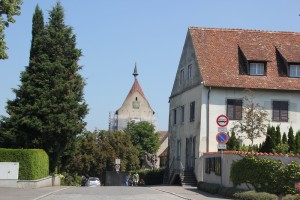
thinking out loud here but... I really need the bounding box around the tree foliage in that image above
[230,155,300,196]
[0,0,23,59]
[125,121,160,162]
[232,90,269,145]
[288,127,296,153]
[227,130,240,150]
[63,130,140,179]
[1,2,88,172]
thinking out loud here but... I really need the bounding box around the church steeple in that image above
[133,63,139,79]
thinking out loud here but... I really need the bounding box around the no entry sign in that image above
[216,114,229,127]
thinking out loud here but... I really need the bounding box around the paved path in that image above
[151,185,230,200]
[0,185,230,200]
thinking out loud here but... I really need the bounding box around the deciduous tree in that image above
[232,90,269,145]
[125,121,160,163]
[0,0,23,59]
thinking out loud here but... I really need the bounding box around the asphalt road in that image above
[0,185,230,200]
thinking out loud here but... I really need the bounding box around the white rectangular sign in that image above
[115,159,120,165]
[218,127,227,132]
[217,144,227,150]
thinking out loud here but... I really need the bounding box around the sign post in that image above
[216,114,229,187]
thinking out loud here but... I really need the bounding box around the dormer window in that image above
[289,64,300,77]
[249,62,265,76]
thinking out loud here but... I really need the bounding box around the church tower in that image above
[109,64,155,131]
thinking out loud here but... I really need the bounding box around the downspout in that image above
[206,86,211,152]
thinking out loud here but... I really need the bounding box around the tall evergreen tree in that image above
[227,130,240,150]
[29,5,44,60]
[260,126,276,153]
[282,132,288,144]
[295,131,300,154]
[288,127,295,152]
[275,125,281,145]
[3,2,88,172]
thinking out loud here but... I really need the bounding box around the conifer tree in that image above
[227,130,240,150]
[275,125,281,145]
[3,2,88,172]
[288,127,295,152]
[295,131,300,153]
[282,132,288,144]
[260,126,276,153]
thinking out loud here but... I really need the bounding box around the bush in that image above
[137,168,165,185]
[60,172,82,186]
[233,191,278,200]
[197,181,221,194]
[283,195,300,200]
[0,148,49,180]
[197,181,244,198]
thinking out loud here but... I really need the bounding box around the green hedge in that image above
[137,168,165,185]
[230,155,300,195]
[0,148,49,180]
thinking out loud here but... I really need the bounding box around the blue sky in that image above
[1,0,300,131]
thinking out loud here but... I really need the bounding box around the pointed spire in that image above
[133,63,139,79]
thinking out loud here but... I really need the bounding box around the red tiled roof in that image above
[126,79,146,100]
[189,27,300,91]
[158,131,168,143]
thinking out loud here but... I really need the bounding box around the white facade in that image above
[168,28,300,183]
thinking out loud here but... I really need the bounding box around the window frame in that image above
[173,109,177,125]
[289,64,300,78]
[180,68,184,85]
[272,101,288,122]
[227,99,243,120]
[188,64,192,80]
[190,101,195,122]
[180,106,185,123]
[249,62,265,76]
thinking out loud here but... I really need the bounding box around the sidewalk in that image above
[150,185,231,200]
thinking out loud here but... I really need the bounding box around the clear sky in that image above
[1,0,300,131]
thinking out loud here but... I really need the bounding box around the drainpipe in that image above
[206,86,211,152]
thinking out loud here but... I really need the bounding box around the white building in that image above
[109,64,156,131]
[168,27,300,184]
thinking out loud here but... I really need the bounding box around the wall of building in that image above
[116,91,154,130]
[202,151,300,189]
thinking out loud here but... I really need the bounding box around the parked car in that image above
[85,177,101,187]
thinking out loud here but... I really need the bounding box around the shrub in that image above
[0,148,49,180]
[60,172,81,186]
[197,181,221,194]
[137,168,165,185]
[233,191,278,200]
[283,195,300,200]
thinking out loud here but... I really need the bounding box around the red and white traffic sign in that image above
[216,132,229,144]
[216,114,229,127]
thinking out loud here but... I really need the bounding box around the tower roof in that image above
[126,78,146,100]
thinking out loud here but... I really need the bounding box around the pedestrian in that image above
[125,174,130,186]
[133,172,139,186]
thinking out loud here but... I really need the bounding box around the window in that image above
[205,157,221,176]
[188,64,192,79]
[289,65,300,77]
[180,69,184,84]
[190,101,195,122]
[249,62,265,75]
[227,99,242,120]
[180,106,185,123]
[173,109,177,125]
[273,101,288,122]
[176,140,181,159]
